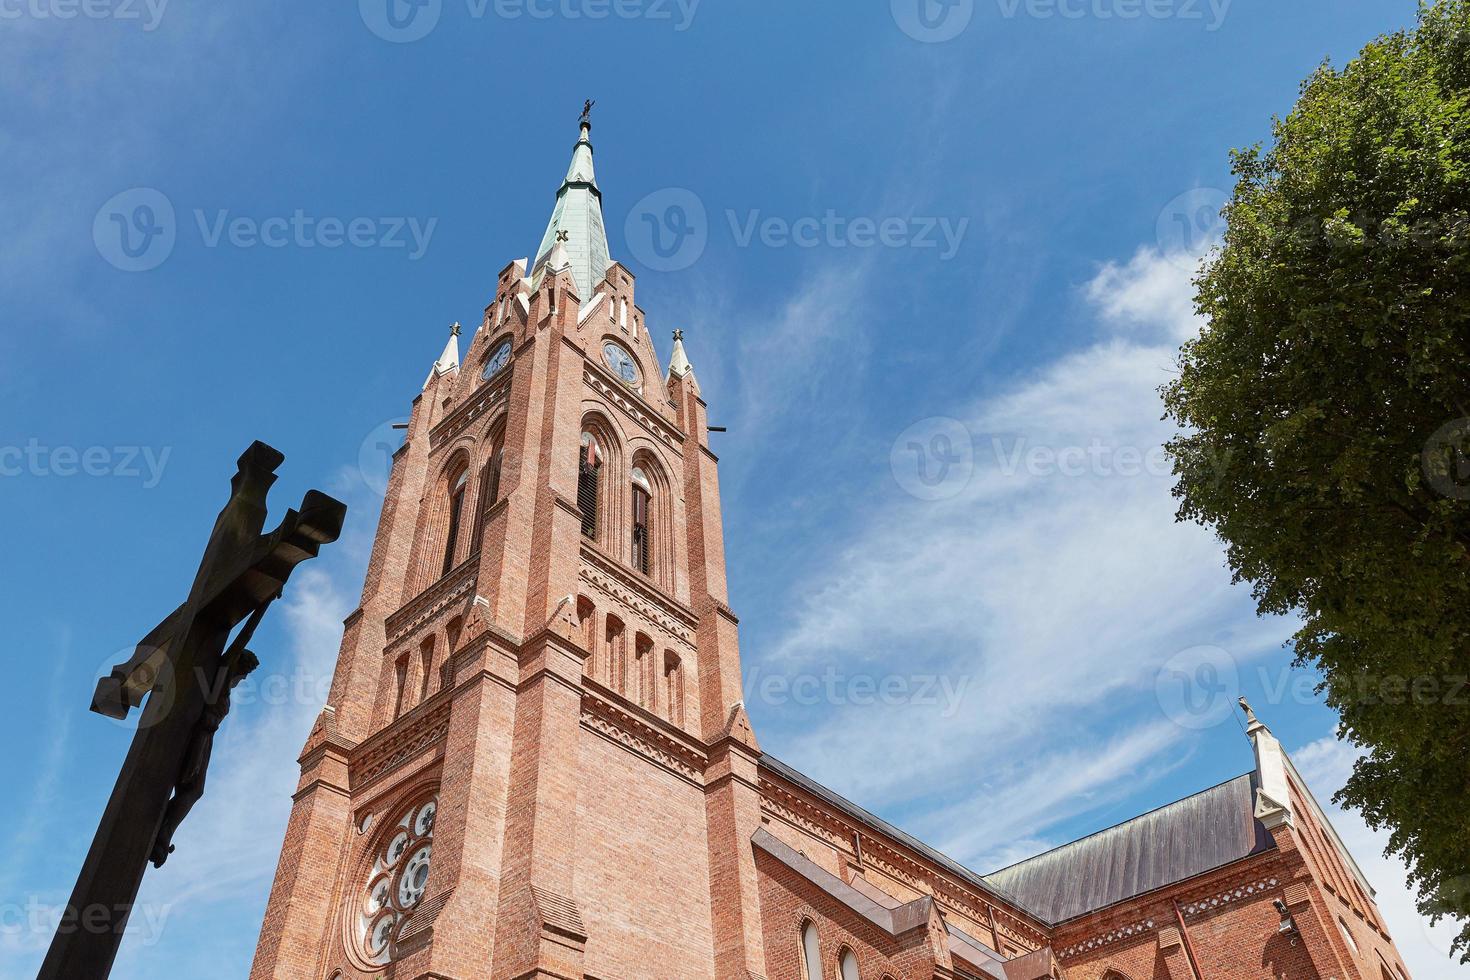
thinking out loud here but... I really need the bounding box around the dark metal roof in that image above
[982,772,1273,923]
[760,755,1047,921]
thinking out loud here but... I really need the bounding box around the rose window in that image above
[357,795,437,965]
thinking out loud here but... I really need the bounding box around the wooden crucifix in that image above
[39,441,346,980]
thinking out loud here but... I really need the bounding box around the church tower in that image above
[249,112,768,980]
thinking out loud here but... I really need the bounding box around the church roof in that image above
[760,755,1046,921]
[531,117,611,300]
[982,772,1273,924]
[761,756,1274,927]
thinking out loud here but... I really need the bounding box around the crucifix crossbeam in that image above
[40,441,346,980]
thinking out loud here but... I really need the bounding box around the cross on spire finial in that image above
[450,321,461,338]
[581,99,595,123]
[673,329,684,341]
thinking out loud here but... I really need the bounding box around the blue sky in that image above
[2,0,1465,976]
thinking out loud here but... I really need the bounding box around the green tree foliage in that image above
[1163,0,1470,959]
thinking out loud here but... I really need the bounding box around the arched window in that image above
[605,615,626,693]
[473,426,506,554]
[800,921,822,980]
[578,432,602,539]
[393,653,410,719]
[442,468,469,576]
[418,636,435,702]
[576,596,597,675]
[1338,916,1359,953]
[664,651,684,726]
[631,466,652,574]
[635,633,654,709]
[839,948,860,980]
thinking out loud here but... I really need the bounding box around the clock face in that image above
[482,340,511,379]
[602,342,640,387]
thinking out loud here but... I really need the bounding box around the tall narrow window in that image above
[578,433,601,539]
[577,596,597,677]
[800,922,822,980]
[664,652,684,726]
[605,615,625,693]
[418,637,435,701]
[393,653,410,719]
[631,466,652,574]
[442,469,468,577]
[472,445,504,555]
[840,948,859,980]
[635,633,654,709]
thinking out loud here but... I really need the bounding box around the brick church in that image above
[248,115,1416,980]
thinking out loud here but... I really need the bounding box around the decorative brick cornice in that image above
[350,699,452,791]
[385,559,478,645]
[584,366,684,450]
[429,372,511,448]
[1179,874,1280,919]
[580,685,706,784]
[1057,918,1157,959]
[579,545,697,644]
[759,771,1049,949]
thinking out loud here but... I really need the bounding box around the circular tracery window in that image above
[357,795,437,966]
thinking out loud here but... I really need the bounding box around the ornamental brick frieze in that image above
[350,700,452,791]
[580,688,706,784]
[1057,918,1158,959]
[429,376,511,448]
[385,559,478,645]
[759,783,845,848]
[579,550,696,646]
[584,367,682,450]
[1179,874,1281,920]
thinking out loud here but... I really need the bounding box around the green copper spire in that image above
[532,103,611,299]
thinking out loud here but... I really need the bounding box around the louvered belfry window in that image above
[631,465,652,574]
[442,469,468,577]
[578,433,601,539]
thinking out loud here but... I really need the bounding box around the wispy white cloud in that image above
[757,244,1292,866]
[1291,734,1466,980]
